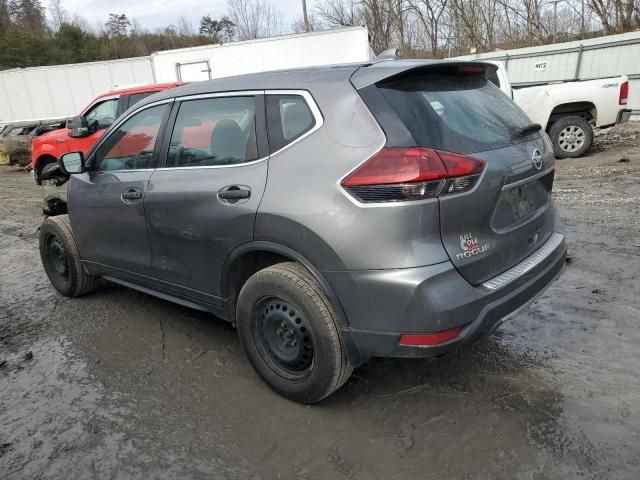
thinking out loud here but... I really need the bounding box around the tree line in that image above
[311,0,640,56]
[1,0,639,71]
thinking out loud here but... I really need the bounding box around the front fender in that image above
[32,142,62,169]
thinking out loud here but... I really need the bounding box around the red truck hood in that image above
[33,128,69,146]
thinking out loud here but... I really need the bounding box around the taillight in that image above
[341,147,485,203]
[620,81,629,105]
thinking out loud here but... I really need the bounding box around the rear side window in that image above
[166,96,257,167]
[377,74,533,154]
[266,95,315,153]
[128,92,156,108]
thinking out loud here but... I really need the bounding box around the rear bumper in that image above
[617,109,632,124]
[327,231,567,364]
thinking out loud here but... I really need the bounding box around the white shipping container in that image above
[0,57,154,123]
[151,26,372,83]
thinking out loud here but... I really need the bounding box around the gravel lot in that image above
[1,124,639,479]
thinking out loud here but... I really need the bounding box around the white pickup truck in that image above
[488,62,631,158]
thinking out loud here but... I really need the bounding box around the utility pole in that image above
[302,0,309,32]
[581,0,585,38]
[553,0,558,42]
[548,0,562,43]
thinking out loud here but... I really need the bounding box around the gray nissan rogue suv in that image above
[40,60,567,403]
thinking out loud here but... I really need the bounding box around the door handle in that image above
[218,186,251,201]
[121,188,143,203]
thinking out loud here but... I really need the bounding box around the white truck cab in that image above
[486,61,630,158]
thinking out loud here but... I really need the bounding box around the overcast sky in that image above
[58,0,317,32]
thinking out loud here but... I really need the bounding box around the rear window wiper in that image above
[513,123,542,138]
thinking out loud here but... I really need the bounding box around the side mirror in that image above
[67,115,90,138]
[59,151,85,175]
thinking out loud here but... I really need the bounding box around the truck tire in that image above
[236,262,353,404]
[39,215,97,297]
[549,116,593,159]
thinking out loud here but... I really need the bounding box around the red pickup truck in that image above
[31,82,184,184]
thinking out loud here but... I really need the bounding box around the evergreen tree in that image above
[199,15,235,42]
[105,13,131,37]
[9,0,47,35]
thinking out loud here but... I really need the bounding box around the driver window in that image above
[84,98,118,130]
[166,96,257,168]
[93,104,168,172]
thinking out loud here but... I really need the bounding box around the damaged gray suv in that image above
[39,60,566,403]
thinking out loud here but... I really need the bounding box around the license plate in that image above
[508,184,536,220]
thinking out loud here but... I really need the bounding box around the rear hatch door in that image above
[361,63,557,285]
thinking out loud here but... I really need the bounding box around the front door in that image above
[69,102,171,276]
[144,94,268,300]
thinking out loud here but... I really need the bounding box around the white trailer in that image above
[0,57,154,123]
[151,26,372,83]
[0,27,372,124]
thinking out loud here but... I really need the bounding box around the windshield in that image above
[378,73,536,154]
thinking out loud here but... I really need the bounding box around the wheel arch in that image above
[34,153,58,183]
[223,241,364,365]
[547,101,597,129]
[222,241,345,321]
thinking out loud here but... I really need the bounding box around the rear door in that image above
[144,92,268,299]
[367,66,556,285]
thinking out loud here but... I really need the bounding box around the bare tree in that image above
[315,0,364,27]
[291,13,319,33]
[176,16,195,37]
[227,0,283,40]
[48,0,68,32]
[408,0,448,55]
[589,0,637,33]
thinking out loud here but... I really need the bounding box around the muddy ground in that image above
[1,124,639,479]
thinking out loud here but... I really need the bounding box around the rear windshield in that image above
[377,73,535,154]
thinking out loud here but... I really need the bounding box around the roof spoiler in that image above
[351,61,498,90]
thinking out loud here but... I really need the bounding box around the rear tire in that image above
[549,116,593,158]
[236,262,353,403]
[39,215,97,297]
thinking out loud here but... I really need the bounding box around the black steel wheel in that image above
[236,262,353,403]
[39,215,97,297]
[45,233,70,283]
[252,297,315,380]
